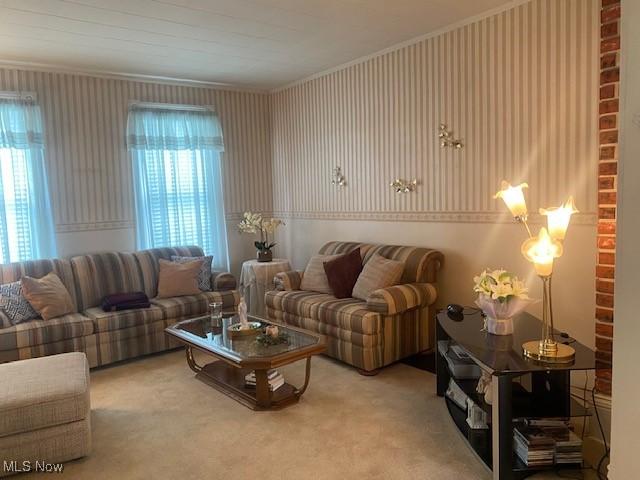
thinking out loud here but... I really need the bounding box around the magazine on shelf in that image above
[513,419,583,467]
[244,370,285,391]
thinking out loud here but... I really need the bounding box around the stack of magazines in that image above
[513,424,555,467]
[244,370,285,391]
[514,419,583,467]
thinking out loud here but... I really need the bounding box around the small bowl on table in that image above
[227,321,262,339]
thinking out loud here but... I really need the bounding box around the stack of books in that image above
[244,370,285,391]
[513,424,555,467]
[514,419,583,467]
[529,419,583,465]
[553,430,583,465]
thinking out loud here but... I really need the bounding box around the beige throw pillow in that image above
[156,259,204,298]
[352,254,405,301]
[300,254,341,294]
[21,272,77,320]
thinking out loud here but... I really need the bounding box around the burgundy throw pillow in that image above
[323,248,363,299]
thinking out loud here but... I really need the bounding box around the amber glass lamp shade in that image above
[539,196,579,241]
[494,181,529,218]
[520,227,563,277]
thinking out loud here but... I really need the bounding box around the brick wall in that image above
[595,0,620,396]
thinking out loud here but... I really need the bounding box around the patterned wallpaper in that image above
[0,68,272,233]
[270,0,599,224]
[0,0,600,236]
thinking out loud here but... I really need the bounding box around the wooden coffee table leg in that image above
[254,369,271,408]
[185,346,202,373]
[293,357,312,397]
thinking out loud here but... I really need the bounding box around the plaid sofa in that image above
[0,246,239,368]
[266,242,443,372]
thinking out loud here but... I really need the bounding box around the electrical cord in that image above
[592,387,610,480]
[580,372,589,440]
[460,306,482,315]
[553,373,606,480]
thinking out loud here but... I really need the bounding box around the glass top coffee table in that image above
[165,314,326,410]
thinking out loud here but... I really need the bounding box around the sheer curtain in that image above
[126,105,229,270]
[0,97,57,263]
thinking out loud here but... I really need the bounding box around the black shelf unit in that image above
[436,310,596,480]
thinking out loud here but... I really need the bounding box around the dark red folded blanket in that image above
[101,292,150,312]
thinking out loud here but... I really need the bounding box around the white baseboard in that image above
[582,393,611,474]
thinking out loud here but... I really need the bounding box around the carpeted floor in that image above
[25,350,592,479]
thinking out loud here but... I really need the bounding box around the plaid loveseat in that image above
[266,242,444,373]
[0,246,239,367]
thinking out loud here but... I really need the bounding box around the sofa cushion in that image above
[133,246,206,299]
[352,254,404,301]
[300,254,341,294]
[0,258,79,311]
[156,259,203,298]
[70,252,145,311]
[265,290,381,335]
[0,337,88,365]
[171,255,213,291]
[323,248,362,299]
[0,313,94,352]
[267,307,382,349]
[22,272,77,321]
[151,290,239,319]
[0,352,89,437]
[84,305,165,333]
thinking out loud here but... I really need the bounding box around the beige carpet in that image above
[25,350,590,479]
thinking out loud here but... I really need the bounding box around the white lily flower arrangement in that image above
[473,269,532,335]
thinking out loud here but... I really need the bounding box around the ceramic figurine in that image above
[476,371,493,405]
[265,325,279,338]
[238,297,249,329]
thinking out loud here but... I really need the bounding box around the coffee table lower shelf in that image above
[186,348,312,411]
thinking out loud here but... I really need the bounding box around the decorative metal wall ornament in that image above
[390,178,418,194]
[438,124,463,149]
[331,166,346,187]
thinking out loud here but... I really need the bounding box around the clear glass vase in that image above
[209,301,223,329]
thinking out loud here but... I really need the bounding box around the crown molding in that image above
[271,0,531,93]
[0,60,269,95]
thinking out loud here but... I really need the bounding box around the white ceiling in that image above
[0,0,518,90]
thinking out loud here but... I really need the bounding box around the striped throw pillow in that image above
[300,254,341,294]
[352,254,405,301]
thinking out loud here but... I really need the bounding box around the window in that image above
[126,105,229,270]
[0,97,57,263]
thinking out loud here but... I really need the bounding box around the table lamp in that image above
[495,181,578,363]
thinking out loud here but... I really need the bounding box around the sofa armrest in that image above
[274,271,304,291]
[366,283,437,315]
[211,271,237,291]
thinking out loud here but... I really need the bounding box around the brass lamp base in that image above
[522,340,575,364]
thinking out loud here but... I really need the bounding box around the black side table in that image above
[436,310,596,480]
